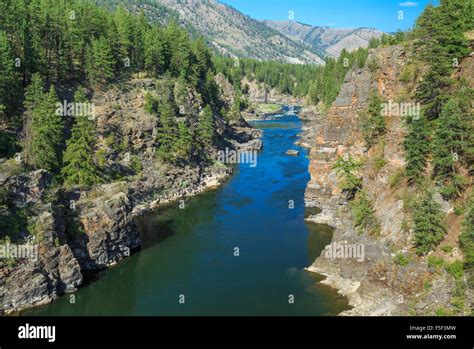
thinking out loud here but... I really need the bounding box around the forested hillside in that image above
[94,0,325,65]
[0,0,247,244]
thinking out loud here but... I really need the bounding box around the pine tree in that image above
[165,22,192,79]
[415,64,452,120]
[30,85,64,171]
[193,37,212,82]
[404,116,431,184]
[432,99,469,180]
[61,88,102,186]
[24,73,44,110]
[156,98,178,163]
[114,5,132,66]
[202,70,220,109]
[361,93,385,149]
[86,36,115,85]
[228,91,241,121]
[144,27,165,77]
[23,73,45,166]
[414,0,471,120]
[413,190,447,255]
[0,30,17,118]
[174,120,192,160]
[198,105,215,149]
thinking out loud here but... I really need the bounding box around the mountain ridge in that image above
[264,20,384,58]
[99,0,325,65]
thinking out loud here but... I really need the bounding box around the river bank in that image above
[23,113,348,316]
[1,121,261,315]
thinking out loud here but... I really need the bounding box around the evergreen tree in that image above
[333,155,363,199]
[414,0,471,119]
[30,85,64,171]
[144,26,165,77]
[23,73,44,110]
[415,64,452,120]
[61,88,102,186]
[0,30,17,118]
[23,73,45,166]
[351,189,379,235]
[166,22,192,79]
[413,190,447,255]
[432,99,469,180]
[404,116,431,184]
[156,98,178,163]
[174,120,192,160]
[202,70,220,109]
[361,93,385,149]
[114,5,133,63]
[86,36,115,85]
[228,91,241,121]
[198,105,215,149]
[192,37,212,83]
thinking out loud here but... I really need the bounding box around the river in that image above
[26,113,348,316]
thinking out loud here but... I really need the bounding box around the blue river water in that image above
[27,114,348,316]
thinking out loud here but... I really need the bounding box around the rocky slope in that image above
[265,20,384,58]
[100,0,324,65]
[302,45,473,315]
[0,76,261,314]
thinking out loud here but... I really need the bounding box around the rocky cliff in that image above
[303,45,473,315]
[0,76,261,315]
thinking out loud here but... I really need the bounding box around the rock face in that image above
[0,75,262,314]
[303,45,465,316]
[285,150,299,156]
[0,174,83,314]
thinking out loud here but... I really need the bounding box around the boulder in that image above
[285,150,299,156]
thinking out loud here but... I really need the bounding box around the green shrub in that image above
[373,156,387,172]
[427,255,445,268]
[96,148,108,167]
[435,307,452,316]
[104,134,115,147]
[394,252,410,266]
[389,169,404,188]
[445,260,464,280]
[129,155,143,175]
[368,59,379,73]
[333,155,362,199]
[351,190,380,235]
[441,245,453,253]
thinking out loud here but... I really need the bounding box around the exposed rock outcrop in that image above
[303,45,466,316]
[0,76,262,315]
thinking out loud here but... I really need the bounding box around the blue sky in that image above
[220,0,439,32]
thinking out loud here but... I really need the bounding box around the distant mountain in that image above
[99,0,325,65]
[264,20,384,58]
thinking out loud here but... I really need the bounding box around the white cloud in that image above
[399,2,419,6]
